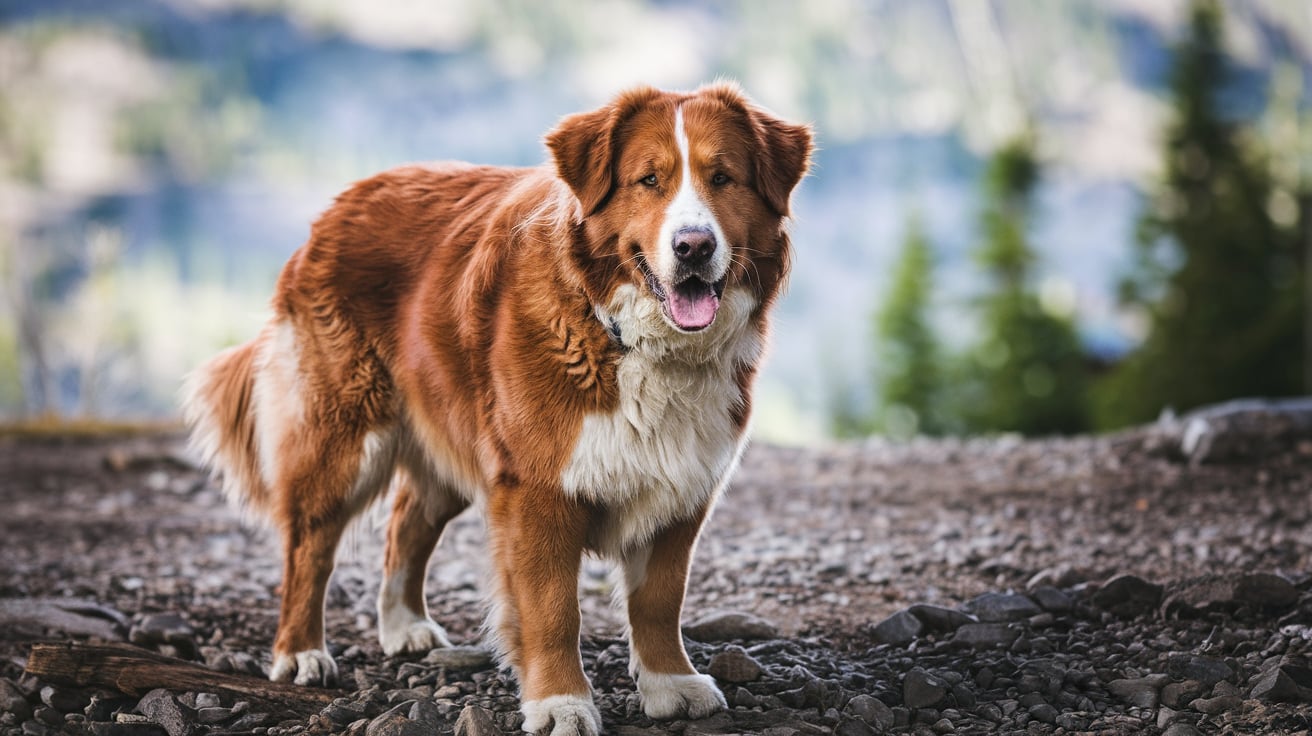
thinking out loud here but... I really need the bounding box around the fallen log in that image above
[25,641,337,711]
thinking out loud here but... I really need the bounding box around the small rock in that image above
[903,669,947,709]
[322,699,369,724]
[1091,574,1162,617]
[195,707,234,725]
[33,707,62,726]
[708,646,764,683]
[408,700,440,731]
[454,705,499,736]
[834,717,875,736]
[1027,703,1057,724]
[1188,694,1242,715]
[731,687,757,708]
[683,611,779,641]
[930,717,953,734]
[950,684,975,708]
[1029,586,1073,613]
[1162,725,1203,736]
[845,694,894,731]
[227,712,274,730]
[1026,564,1084,589]
[870,610,922,647]
[40,685,89,713]
[85,695,136,722]
[0,678,33,722]
[1250,662,1312,702]
[135,689,194,736]
[950,623,1019,649]
[1166,654,1233,686]
[366,711,426,736]
[192,694,220,710]
[963,593,1041,623]
[1162,680,1207,708]
[421,646,495,671]
[1107,674,1168,709]
[1055,713,1088,731]
[684,712,735,736]
[433,685,463,700]
[906,604,976,632]
[130,614,198,659]
[1031,615,1057,632]
[1164,573,1300,618]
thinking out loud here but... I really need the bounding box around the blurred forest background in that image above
[0,0,1308,443]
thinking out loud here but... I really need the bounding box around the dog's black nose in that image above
[673,226,716,265]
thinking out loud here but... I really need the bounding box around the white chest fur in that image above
[560,286,762,556]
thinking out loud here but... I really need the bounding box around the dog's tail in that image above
[182,334,272,515]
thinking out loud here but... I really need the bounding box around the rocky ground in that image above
[3,400,1312,735]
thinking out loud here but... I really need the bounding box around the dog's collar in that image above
[594,305,628,351]
[605,317,626,349]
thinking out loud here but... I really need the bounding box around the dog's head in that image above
[547,83,813,333]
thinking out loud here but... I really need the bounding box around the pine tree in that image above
[1096,0,1306,428]
[960,133,1090,435]
[872,213,943,438]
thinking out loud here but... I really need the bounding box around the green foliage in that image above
[958,134,1091,435]
[1095,0,1306,428]
[872,214,944,438]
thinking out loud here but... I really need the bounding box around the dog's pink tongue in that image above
[669,279,720,330]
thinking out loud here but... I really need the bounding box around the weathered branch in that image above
[25,642,337,711]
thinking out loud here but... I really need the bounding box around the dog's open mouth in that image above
[637,256,726,332]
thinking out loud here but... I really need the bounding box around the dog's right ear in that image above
[547,87,661,217]
[546,106,614,217]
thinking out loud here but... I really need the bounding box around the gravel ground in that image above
[3,401,1312,734]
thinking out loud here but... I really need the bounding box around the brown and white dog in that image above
[183,83,811,735]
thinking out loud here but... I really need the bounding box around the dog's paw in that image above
[638,672,726,720]
[269,648,338,687]
[520,694,601,736]
[379,616,453,656]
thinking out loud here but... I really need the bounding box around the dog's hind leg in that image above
[378,474,468,655]
[269,503,349,686]
[267,426,396,686]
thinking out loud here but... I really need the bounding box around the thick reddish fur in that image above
[185,83,812,727]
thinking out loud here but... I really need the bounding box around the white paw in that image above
[380,617,453,656]
[521,694,601,736]
[268,648,338,687]
[638,672,726,720]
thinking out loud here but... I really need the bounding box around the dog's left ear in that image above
[749,109,814,219]
[546,87,662,217]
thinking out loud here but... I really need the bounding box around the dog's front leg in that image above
[488,483,601,736]
[622,510,727,720]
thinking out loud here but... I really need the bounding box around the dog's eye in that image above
[711,172,731,186]
[640,174,658,187]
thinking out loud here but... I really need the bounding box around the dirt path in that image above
[2,408,1312,734]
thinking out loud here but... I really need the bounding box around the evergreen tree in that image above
[960,133,1090,435]
[1096,0,1306,428]
[872,213,943,438]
